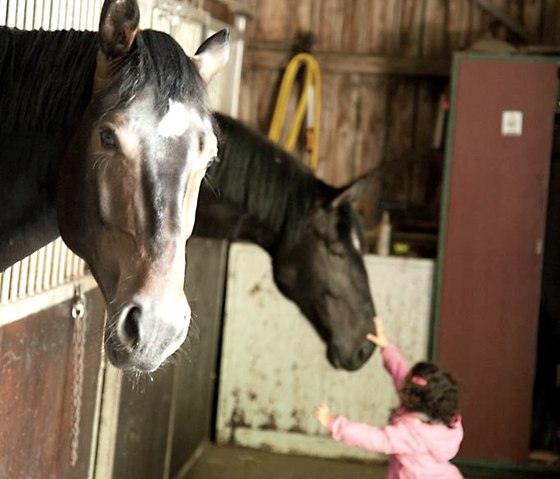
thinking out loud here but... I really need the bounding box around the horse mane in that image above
[211,113,329,246]
[0,27,98,137]
[0,27,209,138]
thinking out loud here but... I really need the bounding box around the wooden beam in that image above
[473,0,537,43]
[245,45,451,77]
[204,0,254,17]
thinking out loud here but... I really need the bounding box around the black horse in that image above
[194,113,377,371]
[0,0,229,371]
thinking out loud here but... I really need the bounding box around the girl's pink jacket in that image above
[327,344,464,479]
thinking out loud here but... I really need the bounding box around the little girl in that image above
[314,317,464,479]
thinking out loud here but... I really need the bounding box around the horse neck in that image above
[195,113,319,254]
[194,193,283,253]
[0,28,97,270]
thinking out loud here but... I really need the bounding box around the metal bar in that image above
[47,0,54,29]
[41,0,50,29]
[63,0,71,29]
[0,0,8,25]
[87,0,95,30]
[35,246,45,293]
[50,0,59,29]
[6,0,16,26]
[58,241,67,285]
[94,0,101,29]
[54,238,64,286]
[17,256,29,299]
[23,0,32,29]
[32,0,39,28]
[9,261,20,302]
[65,246,74,281]
[43,241,53,290]
[72,251,81,279]
[77,0,84,30]
[0,267,11,304]
[27,250,38,296]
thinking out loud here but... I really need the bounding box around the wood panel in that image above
[169,238,229,478]
[541,0,560,44]
[398,0,425,56]
[111,365,176,479]
[316,0,345,52]
[239,0,559,235]
[0,288,105,479]
[368,0,399,54]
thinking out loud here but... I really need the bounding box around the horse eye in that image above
[206,156,218,170]
[100,127,118,150]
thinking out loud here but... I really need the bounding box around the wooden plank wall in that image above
[236,0,560,234]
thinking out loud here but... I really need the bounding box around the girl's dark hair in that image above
[400,362,460,427]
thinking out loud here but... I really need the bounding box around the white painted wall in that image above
[216,243,434,462]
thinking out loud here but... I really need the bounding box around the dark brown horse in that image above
[0,0,229,372]
[194,113,377,371]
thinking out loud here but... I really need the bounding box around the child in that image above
[314,317,464,479]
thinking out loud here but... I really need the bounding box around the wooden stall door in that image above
[435,55,558,463]
[0,289,105,479]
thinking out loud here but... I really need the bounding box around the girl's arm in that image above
[381,344,410,390]
[328,415,420,455]
[366,317,410,390]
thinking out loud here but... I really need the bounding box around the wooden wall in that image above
[234,0,560,235]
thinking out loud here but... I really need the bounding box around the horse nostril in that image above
[355,341,374,365]
[123,306,141,349]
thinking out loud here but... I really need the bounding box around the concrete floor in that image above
[181,442,485,479]
[182,443,387,479]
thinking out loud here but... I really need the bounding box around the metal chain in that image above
[70,284,87,468]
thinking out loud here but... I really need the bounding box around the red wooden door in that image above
[0,289,105,479]
[435,55,558,463]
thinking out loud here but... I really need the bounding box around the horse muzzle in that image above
[327,339,375,371]
[104,293,191,372]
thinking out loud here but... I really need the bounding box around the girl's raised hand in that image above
[313,402,332,427]
[366,316,391,349]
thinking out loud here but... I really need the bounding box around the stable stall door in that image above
[435,55,558,463]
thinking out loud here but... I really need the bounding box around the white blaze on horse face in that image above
[158,100,216,168]
[156,99,219,242]
[158,101,190,137]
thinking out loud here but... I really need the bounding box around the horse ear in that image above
[192,29,230,84]
[94,0,140,93]
[329,171,375,209]
[98,0,140,61]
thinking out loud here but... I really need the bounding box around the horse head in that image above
[57,0,229,371]
[272,173,377,371]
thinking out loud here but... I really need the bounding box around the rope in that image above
[268,53,321,171]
